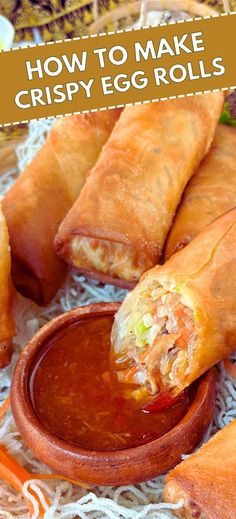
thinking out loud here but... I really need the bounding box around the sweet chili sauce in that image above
[30,315,190,451]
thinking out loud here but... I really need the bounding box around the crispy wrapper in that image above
[0,205,16,368]
[164,419,236,519]
[55,93,224,287]
[2,110,121,305]
[111,207,236,396]
[165,124,236,260]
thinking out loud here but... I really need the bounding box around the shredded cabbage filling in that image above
[112,283,197,395]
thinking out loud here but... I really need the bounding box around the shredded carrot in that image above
[224,359,236,379]
[175,322,194,350]
[91,239,99,249]
[37,473,89,489]
[0,446,47,517]
[175,336,187,350]
[0,395,10,421]
[175,307,185,320]
[0,396,89,517]
[139,347,150,363]
[124,365,137,380]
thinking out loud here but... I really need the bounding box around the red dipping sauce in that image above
[30,315,190,451]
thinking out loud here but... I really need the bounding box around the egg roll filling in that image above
[70,236,153,281]
[111,283,198,396]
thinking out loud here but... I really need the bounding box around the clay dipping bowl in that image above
[11,302,215,487]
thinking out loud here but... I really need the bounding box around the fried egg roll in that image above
[164,419,236,519]
[0,205,16,368]
[165,125,236,260]
[55,93,224,288]
[2,109,121,305]
[111,207,236,397]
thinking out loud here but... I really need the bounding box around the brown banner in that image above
[0,12,235,126]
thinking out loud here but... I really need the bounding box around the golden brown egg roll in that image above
[55,93,224,288]
[111,207,236,397]
[0,205,16,368]
[165,124,236,260]
[164,419,236,519]
[2,109,121,305]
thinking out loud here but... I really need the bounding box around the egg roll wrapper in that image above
[55,93,224,287]
[2,109,121,305]
[126,207,236,393]
[165,124,236,260]
[164,419,236,519]
[0,206,16,368]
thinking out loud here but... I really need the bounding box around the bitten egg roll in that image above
[164,419,236,519]
[111,207,236,397]
[165,124,236,260]
[0,205,16,368]
[2,109,121,305]
[55,93,224,288]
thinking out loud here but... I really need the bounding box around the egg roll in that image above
[164,419,236,519]
[165,125,236,260]
[2,109,121,305]
[111,207,236,397]
[55,93,224,288]
[0,205,16,368]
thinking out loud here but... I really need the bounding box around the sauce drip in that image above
[30,315,190,451]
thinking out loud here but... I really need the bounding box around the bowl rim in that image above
[11,302,213,457]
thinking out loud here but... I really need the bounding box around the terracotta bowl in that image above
[11,302,215,487]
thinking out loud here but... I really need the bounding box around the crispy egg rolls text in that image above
[3,109,121,305]
[55,93,224,287]
[164,419,236,519]
[111,208,236,396]
[166,124,236,260]
[0,206,16,367]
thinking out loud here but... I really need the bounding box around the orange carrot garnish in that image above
[124,365,137,380]
[0,445,48,517]
[0,396,89,517]
[175,336,187,350]
[175,307,185,320]
[0,395,10,421]
[139,347,150,363]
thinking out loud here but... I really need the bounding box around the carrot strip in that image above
[0,446,32,477]
[175,336,187,350]
[175,307,185,320]
[124,365,137,380]
[0,461,41,517]
[139,347,150,362]
[0,445,89,516]
[0,395,10,421]
[0,446,48,515]
[0,397,89,517]
[224,359,236,379]
[37,473,90,489]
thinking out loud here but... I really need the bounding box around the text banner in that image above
[0,12,235,126]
